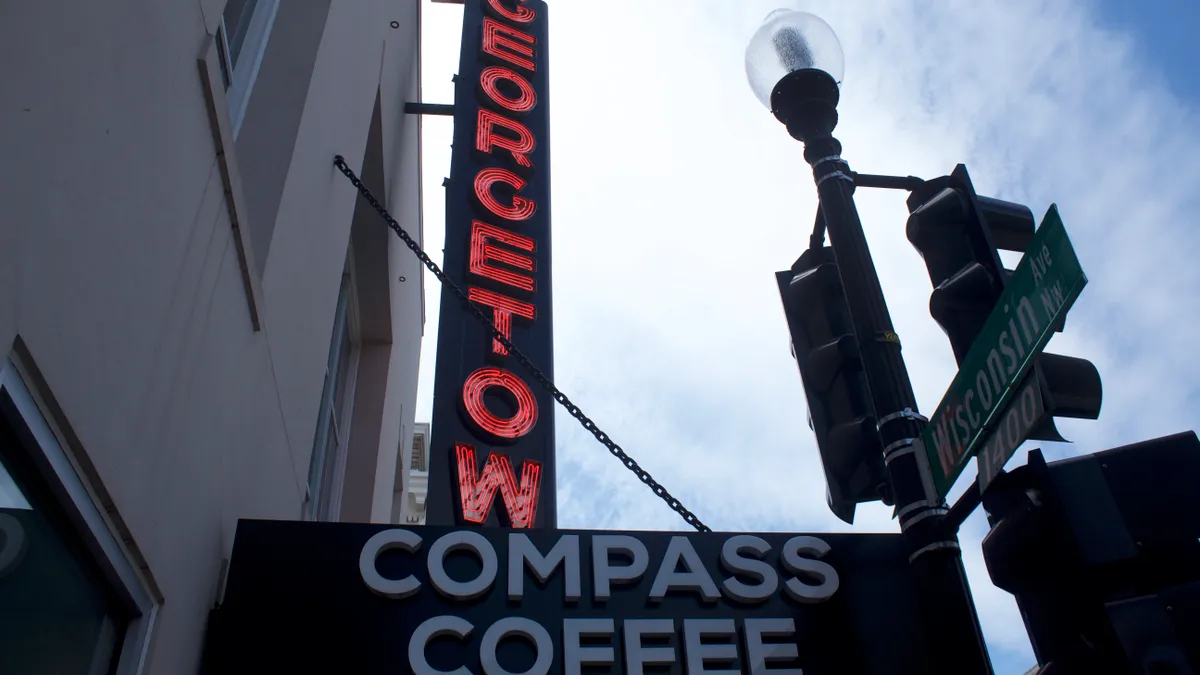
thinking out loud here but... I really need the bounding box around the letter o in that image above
[1005,408,1021,445]
[1020,384,1038,425]
[463,367,538,439]
[474,168,536,221]
[428,530,499,600]
[0,513,27,578]
[359,528,422,599]
[409,615,474,675]
[480,617,553,675]
[480,66,537,113]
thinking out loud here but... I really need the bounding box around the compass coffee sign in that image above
[205,521,935,675]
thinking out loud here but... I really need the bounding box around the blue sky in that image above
[415,2,1200,673]
[1092,0,1200,100]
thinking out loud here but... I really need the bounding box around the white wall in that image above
[0,0,422,671]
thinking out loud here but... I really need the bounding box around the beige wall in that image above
[0,0,423,672]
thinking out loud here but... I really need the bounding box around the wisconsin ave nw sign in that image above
[203,521,936,675]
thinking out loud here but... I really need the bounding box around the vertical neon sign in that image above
[426,0,555,529]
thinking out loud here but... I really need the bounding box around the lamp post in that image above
[747,11,994,674]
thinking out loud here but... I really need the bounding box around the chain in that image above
[333,155,710,533]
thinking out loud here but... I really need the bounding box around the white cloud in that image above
[414,1,1200,672]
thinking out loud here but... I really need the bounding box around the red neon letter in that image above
[462,366,538,439]
[482,19,535,72]
[474,168,535,221]
[470,220,534,292]
[486,0,535,23]
[469,286,535,355]
[480,66,536,113]
[476,109,535,168]
[456,443,541,528]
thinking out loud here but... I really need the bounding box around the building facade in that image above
[393,421,430,525]
[0,0,425,673]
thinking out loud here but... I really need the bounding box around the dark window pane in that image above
[0,404,129,675]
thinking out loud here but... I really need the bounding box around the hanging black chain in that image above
[333,155,710,533]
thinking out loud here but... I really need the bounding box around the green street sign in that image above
[921,205,1087,502]
[975,369,1045,493]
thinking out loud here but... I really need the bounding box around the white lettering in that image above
[744,618,802,675]
[718,535,778,604]
[563,619,615,675]
[974,369,993,411]
[1004,404,1020,446]
[508,533,580,602]
[480,617,553,675]
[428,531,498,601]
[683,619,739,675]
[649,536,721,603]
[592,535,649,601]
[954,403,970,450]
[359,528,422,599]
[623,619,676,675]
[934,415,956,474]
[409,615,473,675]
[780,536,839,603]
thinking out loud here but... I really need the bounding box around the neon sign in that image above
[427,0,555,529]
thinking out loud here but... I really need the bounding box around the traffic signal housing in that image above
[982,432,1200,673]
[776,246,891,525]
[906,165,1102,442]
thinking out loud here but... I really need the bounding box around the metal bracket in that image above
[851,172,925,191]
[404,102,455,116]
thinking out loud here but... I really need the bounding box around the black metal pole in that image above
[803,134,993,675]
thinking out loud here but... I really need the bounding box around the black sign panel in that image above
[426,0,556,529]
[205,521,935,674]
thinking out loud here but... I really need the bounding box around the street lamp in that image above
[746,10,994,675]
[745,9,843,142]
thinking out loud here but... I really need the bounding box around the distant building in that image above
[393,422,430,525]
[0,1,424,673]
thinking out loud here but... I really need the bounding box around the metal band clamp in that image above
[900,507,948,531]
[909,540,960,563]
[878,408,928,429]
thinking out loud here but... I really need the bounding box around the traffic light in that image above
[776,246,891,525]
[981,432,1200,673]
[906,165,1102,442]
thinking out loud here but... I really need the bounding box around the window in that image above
[410,432,425,471]
[0,359,158,675]
[215,0,280,138]
[304,259,361,522]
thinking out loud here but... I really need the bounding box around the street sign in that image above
[921,205,1086,501]
[975,370,1045,492]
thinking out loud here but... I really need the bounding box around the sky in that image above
[413,1,1200,673]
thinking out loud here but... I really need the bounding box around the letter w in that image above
[455,443,543,528]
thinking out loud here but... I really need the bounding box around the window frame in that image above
[216,0,280,138]
[304,257,362,522]
[0,358,160,675]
